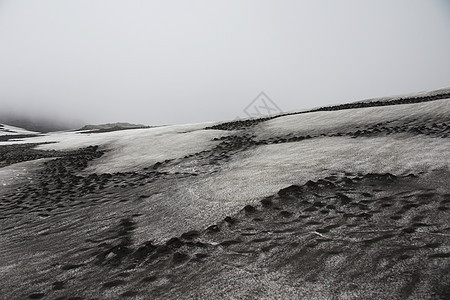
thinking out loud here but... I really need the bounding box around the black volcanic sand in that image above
[0,97,449,299]
[1,167,448,299]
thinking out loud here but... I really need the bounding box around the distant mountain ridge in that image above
[78,122,150,133]
[0,114,81,133]
[79,122,146,130]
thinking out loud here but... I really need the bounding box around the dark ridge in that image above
[77,126,150,134]
[206,92,450,131]
[77,123,151,134]
[278,185,303,198]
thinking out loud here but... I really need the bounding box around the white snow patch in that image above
[0,124,38,136]
[357,86,450,103]
[190,135,449,202]
[254,99,449,139]
[0,122,231,173]
[230,87,450,122]
[84,127,230,173]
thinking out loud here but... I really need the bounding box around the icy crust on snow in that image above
[192,136,450,203]
[253,98,450,139]
[0,124,38,135]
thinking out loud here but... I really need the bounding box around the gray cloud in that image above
[0,0,449,127]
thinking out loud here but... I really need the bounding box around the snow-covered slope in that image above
[2,96,448,201]
[357,86,450,103]
[0,123,38,136]
[0,88,449,299]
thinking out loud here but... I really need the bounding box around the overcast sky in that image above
[0,0,449,126]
